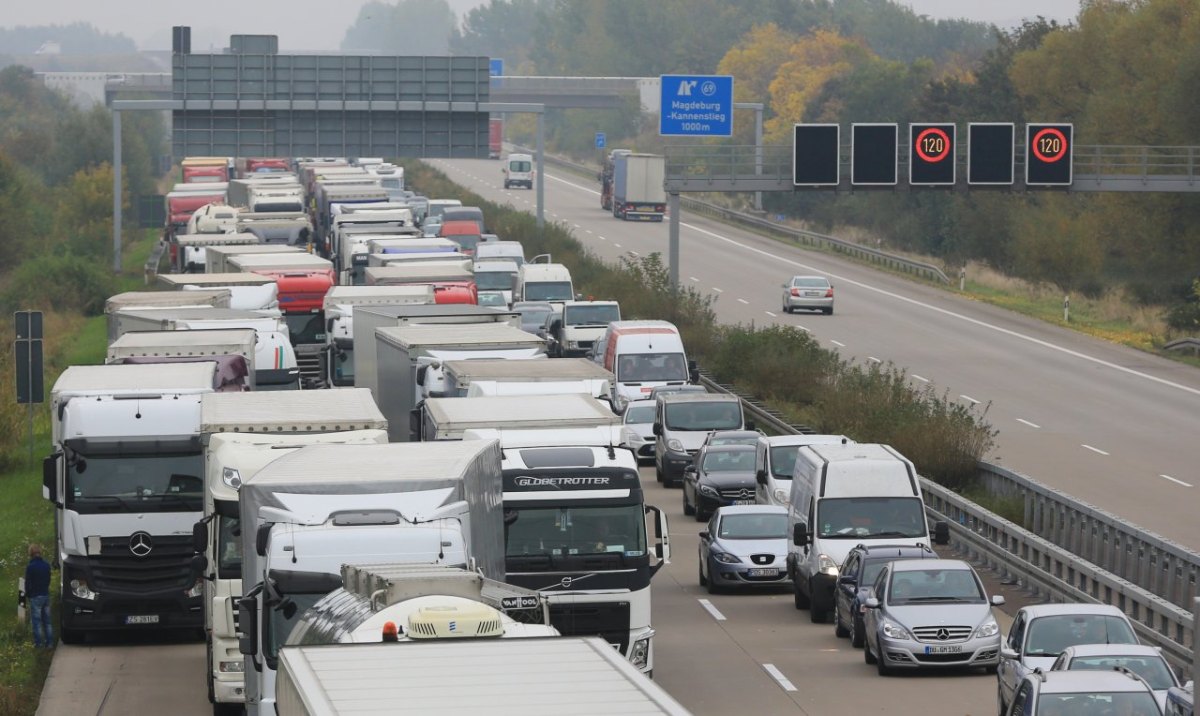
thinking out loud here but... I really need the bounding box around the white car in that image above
[619,399,656,465]
[1051,644,1179,713]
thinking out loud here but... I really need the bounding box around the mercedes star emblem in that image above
[936,628,950,641]
[129,531,154,557]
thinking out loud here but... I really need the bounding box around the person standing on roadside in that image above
[25,544,52,649]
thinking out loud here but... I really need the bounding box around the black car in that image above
[682,444,757,522]
[833,543,938,648]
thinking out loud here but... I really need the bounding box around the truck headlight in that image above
[773,488,789,505]
[817,554,839,576]
[629,635,652,671]
[667,439,684,453]
[70,578,98,601]
[222,467,242,490]
[185,579,204,598]
[975,618,1000,638]
[218,660,245,674]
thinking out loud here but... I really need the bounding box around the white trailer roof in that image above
[158,273,277,288]
[425,394,619,429]
[205,244,304,257]
[107,328,256,356]
[242,440,495,488]
[229,253,333,271]
[276,637,691,715]
[52,363,216,395]
[200,388,386,433]
[105,290,230,314]
[173,232,260,247]
[377,323,544,349]
[364,263,473,282]
[322,285,434,309]
[444,358,612,383]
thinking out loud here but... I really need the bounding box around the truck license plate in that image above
[924,644,962,654]
[125,615,160,625]
[748,568,778,577]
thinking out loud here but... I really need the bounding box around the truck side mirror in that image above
[409,407,423,442]
[755,469,767,485]
[745,420,756,432]
[688,360,700,384]
[652,424,662,437]
[255,523,272,557]
[192,521,208,553]
[237,595,259,657]
[189,553,209,582]
[42,454,59,505]
[792,522,809,546]
[933,521,950,546]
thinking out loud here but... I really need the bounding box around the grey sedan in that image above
[781,275,834,314]
[698,505,791,593]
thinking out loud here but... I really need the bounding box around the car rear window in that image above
[792,277,829,288]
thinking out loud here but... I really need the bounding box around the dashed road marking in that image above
[1160,474,1193,488]
[713,287,724,293]
[868,357,882,364]
[960,395,980,405]
[912,375,930,383]
[831,340,846,348]
[1082,444,1110,456]
[697,599,726,621]
[763,664,797,692]
[737,298,749,305]
[765,311,778,318]
[1016,419,1041,429]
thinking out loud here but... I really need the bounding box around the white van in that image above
[513,261,574,304]
[786,443,948,623]
[653,392,745,487]
[754,434,852,508]
[502,153,535,189]
[600,320,697,411]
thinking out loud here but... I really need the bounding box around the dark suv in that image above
[834,543,938,648]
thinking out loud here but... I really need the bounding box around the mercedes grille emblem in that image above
[936,628,950,641]
[739,489,751,499]
[129,531,154,557]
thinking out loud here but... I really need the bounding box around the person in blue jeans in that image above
[25,543,52,648]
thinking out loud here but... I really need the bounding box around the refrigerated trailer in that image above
[106,328,256,391]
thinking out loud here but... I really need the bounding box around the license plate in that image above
[747,568,778,577]
[923,644,962,654]
[125,615,159,625]
[806,291,822,297]
[733,499,755,505]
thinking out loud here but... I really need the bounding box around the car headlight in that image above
[629,633,653,670]
[817,554,840,576]
[218,659,245,674]
[620,427,638,447]
[70,578,98,600]
[185,579,205,598]
[773,488,789,505]
[222,467,243,490]
[667,439,684,453]
[881,619,912,640]
[698,484,719,498]
[975,618,1000,638]
[711,550,741,564]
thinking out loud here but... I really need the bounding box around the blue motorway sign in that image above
[489,58,504,77]
[659,74,734,137]
[595,132,606,149]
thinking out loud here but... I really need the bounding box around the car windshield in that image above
[769,445,803,479]
[478,293,507,307]
[446,234,481,252]
[617,353,688,383]
[702,450,756,472]
[718,513,787,539]
[816,497,926,539]
[1066,656,1175,690]
[861,561,889,588]
[517,307,553,326]
[1036,693,1160,716]
[624,405,655,423]
[1024,615,1139,656]
[524,281,573,301]
[564,305,620,326]
[887,568,984,605]
[664,402,741,431]
[792,277,830,288]
[475,271,515,290]
[710,436,757,446]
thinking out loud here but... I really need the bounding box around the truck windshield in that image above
[616,353,687,383]
[254,202,303,213]
[331,345,355,386]
[217,514,242,579]
[266,592,325,663]
[665,401,742,431]
[285,313,326,345]
[446,234,481,253]
[564,305,619,326]
[475,271,515,291]
[505,504,648,563]
[816,497,926,539]
[67,452,203,514]
[524,281,573,301]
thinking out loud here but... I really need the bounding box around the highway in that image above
[36,465,1017,715]
[429,157,1200,552]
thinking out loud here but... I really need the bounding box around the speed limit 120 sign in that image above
[1025,124,1073,186]
[909,123,956,186]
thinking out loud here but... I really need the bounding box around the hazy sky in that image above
[4,0,1084,52]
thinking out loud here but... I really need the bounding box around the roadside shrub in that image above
[1,253,116,316]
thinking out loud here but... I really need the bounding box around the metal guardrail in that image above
[697,371,1195,674]
[143,239,166,284]
[1164,337,1200,356]
[516,145,951,284]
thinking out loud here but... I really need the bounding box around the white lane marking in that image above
[831,340,846,348]
[737,298,749,305]
[713,287,724,293]
[1016,418,1041,429]
[585,229,593,234]
[598,236,608,241]
[614,243,622,248]
[960,394,980,405]
[765,311,778,318]
[1082,444,1110,456]
[1160,474,1193,488]
[697,599,726,621]
[762,664,798,692]
[629,250,640,257]
[795,325,810,332]
[868,357,882,364]
[532,167,1200,401]
[912,374,930,383]
[689,276,700,282]
[573,223,581,228]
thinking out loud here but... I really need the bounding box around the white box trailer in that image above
[353,305,520,400]
[443,357,613,400]
[174,232,261,273]
[228,253,334,273]
[367,252,471,268]
[206,244,305,274]
[106,328,257,390]
[275,637,692,716]
[157,273,279,312]
[417,394,619,441]
[375,323,548,441]
[104,290,232,343]
[321,286,435,388]
[363,263,472,286]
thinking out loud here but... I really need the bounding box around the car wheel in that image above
[705,566,719,594]
[695,507,708,523]
[682,488,694,516]
[808,580,828,623]
[698,557,708,586]
[60,626,83,645]
[850,615,865,648]
[875,645,890,676]
[997,685,1006,714]
[983,664,998,676]
[834,610,849,638]
[792,580,810,610]
[655,464,664,483]
[824,307,833,315]
[864,636,876,664]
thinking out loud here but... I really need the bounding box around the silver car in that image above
[698,505,791,593]
[1051,644,1179,712]
[781,275,834,315]
[862,558,1005,674]
[620,399,657,464]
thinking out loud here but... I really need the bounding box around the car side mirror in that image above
[1000,646,1018,660]
[838,574,856,585]
[652,424,662,437]
[755,469,767,485]
[683,465,696,474]
[933,521,950,545]
[864,597,880,609]
[792,523,809,546]
[745,420,756,431]
[991,595,1006,606]
[698,531,709,540]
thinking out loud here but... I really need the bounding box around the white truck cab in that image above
[502,153,535,189]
